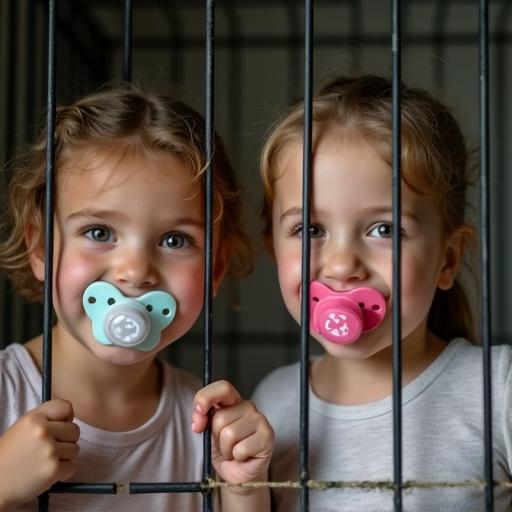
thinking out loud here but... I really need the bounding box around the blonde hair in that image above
[1,86,253,301]
[261,75,475,342]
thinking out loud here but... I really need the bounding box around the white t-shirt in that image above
[253,338,512,512]
[0,343,213,511]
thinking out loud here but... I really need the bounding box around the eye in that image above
[368,223,393,239]
[84,226,114,243]
[292,224,326,239]
[161,233,189,249]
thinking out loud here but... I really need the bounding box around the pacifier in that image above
[83,281,177,352]
[309,281,386,345]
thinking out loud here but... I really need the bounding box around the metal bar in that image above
[109,32,512,49]
[202,1,215,510]
[130,483,204,494]
[391,1,403,511]
[39,1,57,509]
[123,0,133,81]
[49,483,117,494]
[299,1,313,511]
[479,0,494,510]
[42,0,57,407]
[84,0,507,7]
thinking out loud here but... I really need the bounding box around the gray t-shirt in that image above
[253,338,512,512]
[0,343,212,511]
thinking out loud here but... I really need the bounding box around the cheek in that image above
[400,256,439,317]
[170,265,205,314]
[274,246,304,319]
[53,249,100,299]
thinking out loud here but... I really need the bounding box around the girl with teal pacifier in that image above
[0,87,273,511]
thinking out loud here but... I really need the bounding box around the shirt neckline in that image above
[309,338,467,421]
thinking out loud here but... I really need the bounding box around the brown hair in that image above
[0,86,253,301]
[261,75,476,342]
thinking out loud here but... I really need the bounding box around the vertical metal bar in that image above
[39,0,57,510]
[391,1,402,511]
[123,0,132,82]
[300,1,313,511]
[203,1,215,510]
[494,0,511,342]
[479,0,494,510]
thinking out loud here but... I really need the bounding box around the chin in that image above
[88,343,155,366]
[314,332,389,360]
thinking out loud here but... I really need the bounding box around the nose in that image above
[111,247,159,290]
[320,241,368,285]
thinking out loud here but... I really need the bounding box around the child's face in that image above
[271,133,463,360]
[29,148,219,365]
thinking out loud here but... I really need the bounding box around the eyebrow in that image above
[279,206,419,223]
[67,209,204,228]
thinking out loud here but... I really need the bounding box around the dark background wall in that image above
[1,0,511,396]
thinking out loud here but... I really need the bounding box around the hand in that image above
[192,380,274,485]
[0,399,80,510]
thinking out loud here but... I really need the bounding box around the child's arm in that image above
[0,399,80,511]
[192,380,274,512]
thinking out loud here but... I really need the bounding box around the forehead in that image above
[57,147,203,210]
[274,136,390,196]
[272,135,439,223]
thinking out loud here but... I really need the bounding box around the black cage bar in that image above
[299,2,313,511]
[391,1,403,511]
[479,0,494,510]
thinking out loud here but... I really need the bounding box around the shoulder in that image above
[441,338,512,407]
[252,361,301,415]
[0,343,41,430]
[445,337,512,379]
[0,343,37,388]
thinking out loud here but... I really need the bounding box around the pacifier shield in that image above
[83,281,177,351]
[310,282,386,345]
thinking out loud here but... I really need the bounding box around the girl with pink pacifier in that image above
[252,75,512,511]
[0,87,273,511]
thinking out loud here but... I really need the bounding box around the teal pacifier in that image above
[83,281,177,352]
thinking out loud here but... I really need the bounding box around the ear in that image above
[437,224,474,291]
[24,223,45,282]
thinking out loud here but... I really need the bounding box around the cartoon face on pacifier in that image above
[83,281,177,352]
[309,281,386,345]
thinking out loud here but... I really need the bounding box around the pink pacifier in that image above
[309,281,386,344]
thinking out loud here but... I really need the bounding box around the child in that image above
[0,87,273,511]
[253,75,512,511]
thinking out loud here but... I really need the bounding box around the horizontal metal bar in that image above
[130,482,205,494]
[108,33,512,49]
[49,483,117,494]
[82,0,506,7]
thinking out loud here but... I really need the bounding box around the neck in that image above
[311,328,446,406]
[26,325,161,431]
